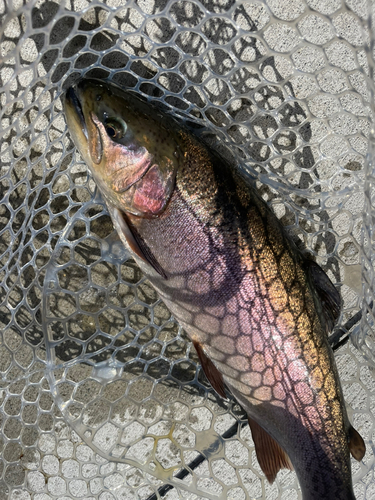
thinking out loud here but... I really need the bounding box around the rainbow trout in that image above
[64,79,365,499]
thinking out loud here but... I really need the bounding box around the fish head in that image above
[64,79,181,216]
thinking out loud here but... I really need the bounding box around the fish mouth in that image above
[65,86,88,140]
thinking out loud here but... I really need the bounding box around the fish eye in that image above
[105,118,127,139]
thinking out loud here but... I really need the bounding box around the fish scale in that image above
[64,78,366,500]
[124,134,354,498]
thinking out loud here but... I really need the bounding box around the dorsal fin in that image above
[248,417,293,483]
[305,259,341,334]
[349,425,366,461]
[193,340,227,399]
[111,206,167,279]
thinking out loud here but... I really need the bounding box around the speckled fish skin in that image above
[64,79,364,500]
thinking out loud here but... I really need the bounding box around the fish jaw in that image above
[64,79,182,217]
[64,86,91,165]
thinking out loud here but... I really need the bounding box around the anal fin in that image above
[349,425,366,461]
[248,417,293,483]
[193,340,226,399]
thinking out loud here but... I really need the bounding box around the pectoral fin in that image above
[248,417,293,483]
[349,425,366,461]
[305,259,341,333]
[193,340,227,399]
[111,207,167,279]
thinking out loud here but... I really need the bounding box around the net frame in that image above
[1,0,375,499]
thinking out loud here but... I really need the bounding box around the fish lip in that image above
[66,86,88,140]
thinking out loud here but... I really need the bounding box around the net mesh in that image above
[1,0,375,498]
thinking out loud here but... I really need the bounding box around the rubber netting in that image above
[1,0,375,499]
